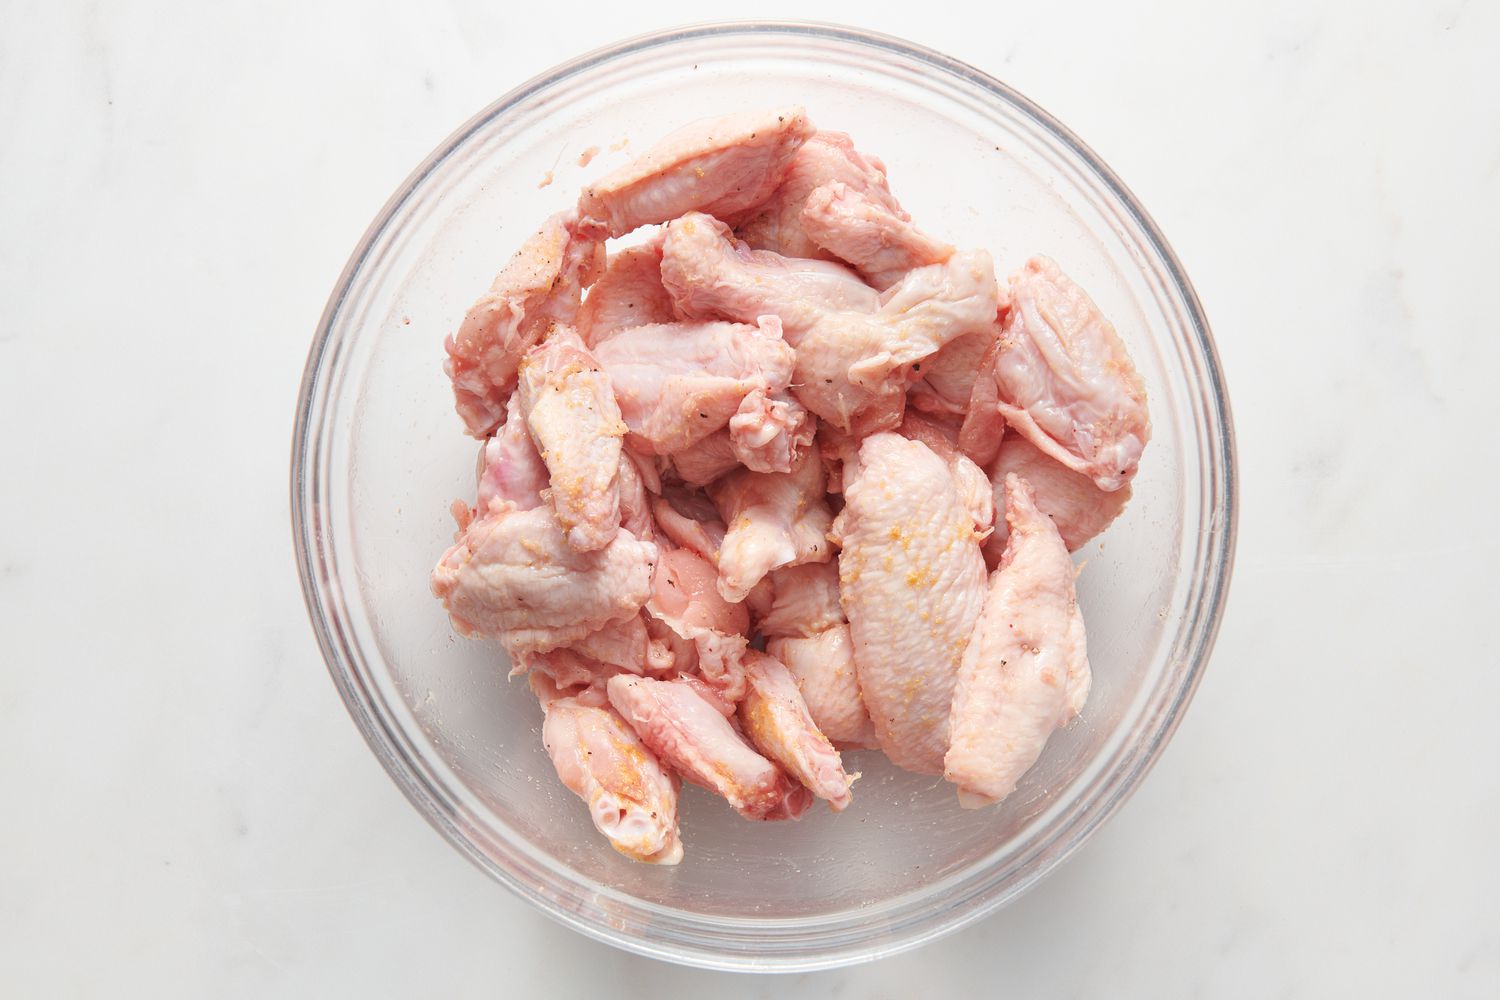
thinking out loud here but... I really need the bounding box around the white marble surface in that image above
[2,1,1497,995]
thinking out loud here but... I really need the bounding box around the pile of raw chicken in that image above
[430,107,1149,865]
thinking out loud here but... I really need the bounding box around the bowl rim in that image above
[290,18,1238,971]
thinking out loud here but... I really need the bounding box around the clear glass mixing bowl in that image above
[290,21,1237,971]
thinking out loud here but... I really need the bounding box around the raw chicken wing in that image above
[767,629,878,749]
[445,211,603,437]
[739,651,855,811]
[985,434,1132,558]
[667,428,741,486]
[662,213,999,435]
[651,484,726,565]
[569,612,672,675]
[849,250,1000,389]
[476,394,548,513]
[832,433,988,774]
[606,675,811,820]
[592,317,811,472]
[758,563,878,750]
[430,506,655,653]
[517,647,625,691]
[911,330,998,418]
[578,107,815,238]
[801,180,953,289]
[736,130,902,260]
[945,475,1090,807]
[616,451,656,542]
[516,328,627,551]
[577,241,677,345]
[647,546,750,700]
[512,606,674,690]
[896,411,994,534]
[649,548,750,639]
[990,256,1149,491]
[709,451,833,602]
[533,675,683,863]
[957,340,1007,468]
[662,211,880,335]
[757,562,844,638]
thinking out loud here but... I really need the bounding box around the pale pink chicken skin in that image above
[709,450,833,603]
[651,484,726,566]
[476,394,549,513]
[445,211,604,437]
[432,110,1150,859]
[606,674,812,820]
[957,340,1007,469]
[585,611,675,675]
[647,546,750,701]
[650,547,750,639]
[616,451,656,542]
[896,411,995,535]
[816,423,860,495]
[739,651,855,811]
[744,575,776,622]
[468,413,665,682]
[662,212,880,336]
[577,107,816,238]
[854,251,999,389]
[673,675,734,718]
[660,213,999,435]
[516,647,626,690]
[577,241,677,345]
[801,181,954,289]
[945,475,1090,808]
[516,637,670,691]
[430,506,656,653]
[990,256,1149,491]
[759,562,879,750]
[513,612,663,690]
[757,562,844,638]
[667,428,741,486]
[591,317,811,472]
[533,675,684,863]
[515,328,627,551]
[984,434,1132,559]
[911,329,999,419]
[832,433,989,774]
[767,629,878,750]
[736,130,902,260]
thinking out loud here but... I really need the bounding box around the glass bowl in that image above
[290,21,1237,972]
